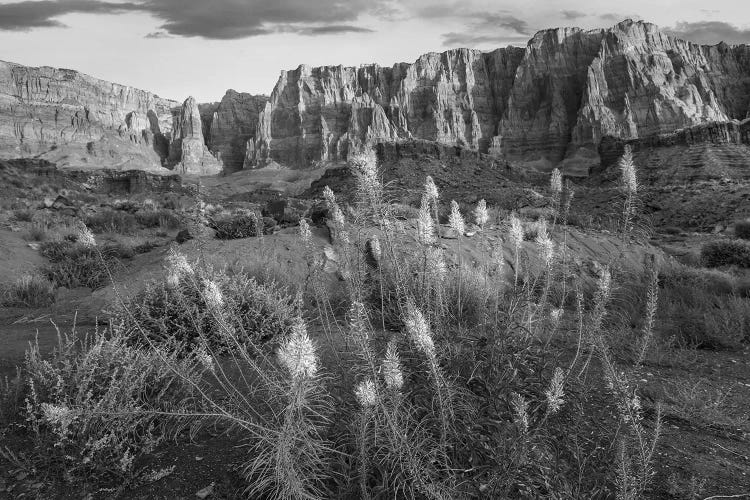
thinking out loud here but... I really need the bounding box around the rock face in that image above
[597,119,750,172]
[169,97,223,175]
[247,20,750,172]
[0,60,221,175]
[202,90,267,173]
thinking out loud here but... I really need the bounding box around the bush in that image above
[85,210,138,234]
[210,214,266,239]
[40,241,132,289]
[116,258,300,350]
[658,263,750,348]
[735,219,750,240]
[12,208,35,222]
[21,325,200,483]
[0,274,55,307]
[0,368,24,426]
[135,209,182,230]
[700,239,750,268]
[22,221,49,242]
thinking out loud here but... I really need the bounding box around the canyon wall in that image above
[247,20,750,172]
[0,60,220,174]
[1,19,748,176]
[203,90,268,172]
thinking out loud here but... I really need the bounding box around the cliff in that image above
[2,19,749,176]
[169,97,223,175]
[203,90,268,173]
[247,20,750,172]
[0,60,221,175]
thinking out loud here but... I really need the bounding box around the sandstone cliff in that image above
[247,20,750,172]
[203,90,267,173]
[169,96,223,175]
[0,60,222,175]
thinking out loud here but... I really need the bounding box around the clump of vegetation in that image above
[134,209,182,230]
[12,208,35,222]
[0,274,55,307]
[22,221,50,242]
[18,325,200,484]
[734,218,750,240]
[209,213,265,239]
[700,239,750,268]
[85,210,139,234]
[658,263,750,348]
[115,251,300,350]
[40,238,132,289]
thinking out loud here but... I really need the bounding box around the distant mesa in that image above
[0,19,749,176]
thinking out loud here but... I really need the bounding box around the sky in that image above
[0,0,748,102]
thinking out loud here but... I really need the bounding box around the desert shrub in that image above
[658,263,750,348]
[135,209,182,230]
[210,214,265,239]
[660,226,683,235]
[133,240,160,254]
[21,325,200,483]
[389,203,419,220]
[12,208,35,222]
[22,221,49,242]
[116,256,300,350]
[700,239,750,268]
[41,241,132,289]
[0,368,24,426]
[0,274,55,307]
[85,210,138,234]
[734,219,750,240]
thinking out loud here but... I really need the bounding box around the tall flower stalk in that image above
[619,145,638,240]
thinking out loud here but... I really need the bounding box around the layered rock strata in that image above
[169,97,222,175]
[0,61,221,175]
[249,20,750,172]
[203,90,267,173]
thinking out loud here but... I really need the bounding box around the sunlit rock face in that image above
[248,20,750,172]
[169,96,223,176]
[0,61,226,175]
[0,60,180,171]
[1,20,748,175]
[201,90,268,173]
[250,47,525,168]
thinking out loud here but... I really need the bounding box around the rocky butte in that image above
[0,19,748,176]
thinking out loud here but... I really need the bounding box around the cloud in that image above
[297,25,374,36]
[436,11,531,47]
[0,0,142,31]
[665,21,750,45]
[0,0,385,39]
[561,10,586,20]
[144,30,171,39]
[441,32,529,47]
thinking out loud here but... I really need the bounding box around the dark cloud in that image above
[144,30,171,39]
[561,10,586,20]
[665,21,750,45]
[297,25,374,36]
[441,32,528,47]
[0,0,142,31]
[0,0,384,38]
[443,16,530,47]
